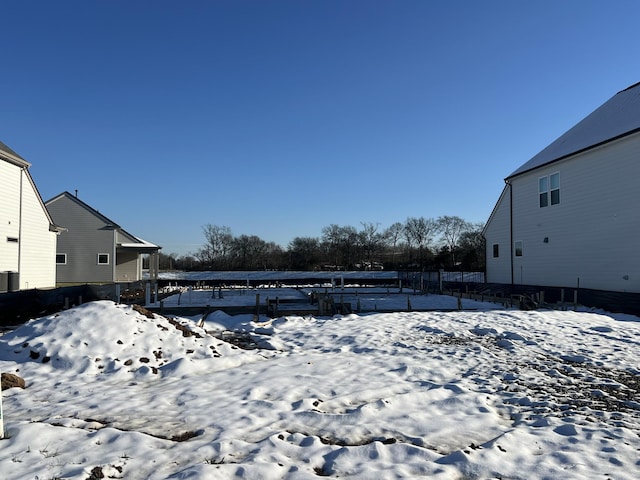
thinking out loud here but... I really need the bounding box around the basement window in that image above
[56,254,67,265]
[97,253,110,265]
[539,172,560,207]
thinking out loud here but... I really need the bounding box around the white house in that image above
[484,81,640,293]
[0,140,60,291]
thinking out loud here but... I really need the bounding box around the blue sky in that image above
[2,1,640,256]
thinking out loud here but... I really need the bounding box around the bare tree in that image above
[404,217,437,267]
[383,222,405,267]
[287,236,321,270]
[197,224,233,267]
[359,222,384,266]
[436,215,470,266]
[230,235,269,270]
[321,224,359,269]
[454,222,485,270]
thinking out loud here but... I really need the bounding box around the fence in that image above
[398,271,485,292]
[0,281,151,327]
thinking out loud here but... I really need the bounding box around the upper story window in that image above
[539,172,560,207]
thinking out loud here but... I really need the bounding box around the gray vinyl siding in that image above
[116,250,140,282]
[47,195,115,284]
[484,185,512,284]
[510,132,640,292]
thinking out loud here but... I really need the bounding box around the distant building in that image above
[484,82,640,293]
[45,191,160,285]
[0,141,60,291]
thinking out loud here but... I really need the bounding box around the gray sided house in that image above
[0,140,61,291]
[484,82,640,293]
[45,191,160,285]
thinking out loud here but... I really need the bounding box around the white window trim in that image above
[539,172,560,207]
[56,253,67,265]
[515,241,523,257]
[549,172,560,205]
[97,253,110,265]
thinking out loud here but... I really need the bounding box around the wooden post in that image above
[0,369,4,439]
[254,293,260,321]
[407,296,412,312]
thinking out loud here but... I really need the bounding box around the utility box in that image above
[0,271,8,292]
[7,271,19,292]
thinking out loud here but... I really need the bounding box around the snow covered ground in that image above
[1,297,639,479]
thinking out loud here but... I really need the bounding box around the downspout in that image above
[508,179,514,285]
[113,229,117,283]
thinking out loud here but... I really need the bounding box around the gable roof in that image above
[46,191,160,251]
[1,140,61,231]
[507,82,640,179]
[0,140,31,168]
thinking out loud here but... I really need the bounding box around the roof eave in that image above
[506,127,640,181]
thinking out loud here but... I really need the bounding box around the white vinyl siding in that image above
[484,185,512,284]
[0,160,56,289]
[17,172,57,288]
[509,132,640,291]
[0,160,21,272]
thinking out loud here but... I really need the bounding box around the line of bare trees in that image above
[157,216,485,272]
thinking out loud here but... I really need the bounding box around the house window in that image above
[7,237,18,243]
[492,244,499,257]
[97,253,110,265]
[56,254,67,265]
[515,241,523,257]
[539,172,560,207]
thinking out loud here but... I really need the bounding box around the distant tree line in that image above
[157,216,485,272]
